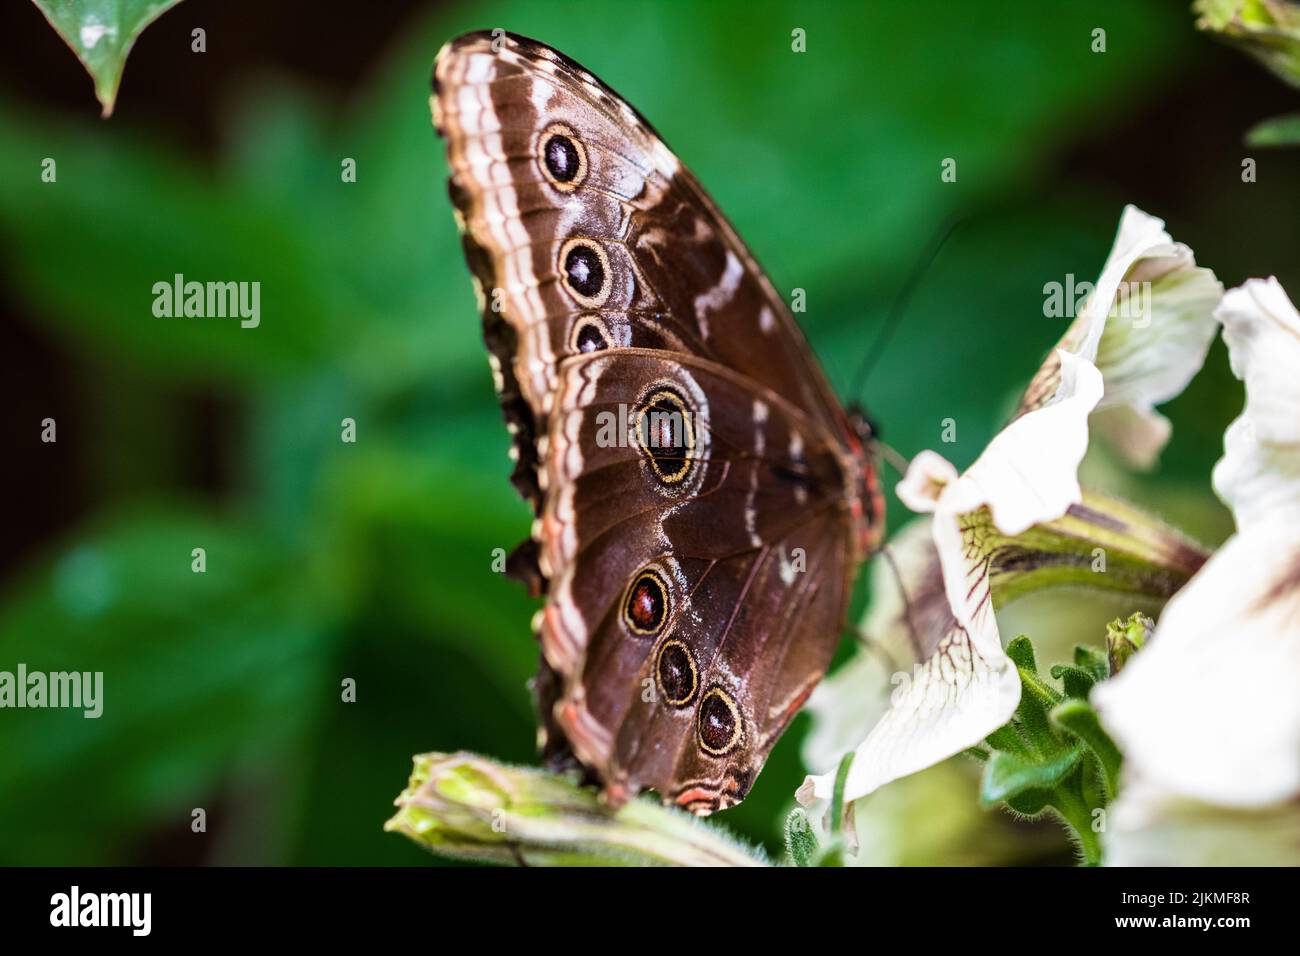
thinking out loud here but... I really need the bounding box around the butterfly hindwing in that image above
[433,31,881,812]
[539,349,857,808]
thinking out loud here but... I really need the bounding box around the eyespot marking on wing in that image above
[560,238,612,308]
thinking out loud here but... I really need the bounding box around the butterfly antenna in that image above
[873,439,911,478]
[849,215,967,406]
[878,543,925,661]
[852,541,924,668]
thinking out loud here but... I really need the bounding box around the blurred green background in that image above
[0,0,1296,865]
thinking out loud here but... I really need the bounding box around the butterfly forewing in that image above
[433,30,882,812]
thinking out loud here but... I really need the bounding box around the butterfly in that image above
[431,30,884,814]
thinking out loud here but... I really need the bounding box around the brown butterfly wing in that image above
[540,350,859,808]
[433,31,881,812]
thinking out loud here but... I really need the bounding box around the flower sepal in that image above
[386,752,768,867]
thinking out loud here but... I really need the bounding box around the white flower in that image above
[1102,780,1300,867]
[799,207,1221,807]
[1094,278,1300,863]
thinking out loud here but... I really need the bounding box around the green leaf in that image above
[32,0,184,116]
[1246,112,1300,146]
[829,751,854,838]
[1004,789,1053,816]
[980,749,1082,807]
[1051,700,1123,800]
[985,724,1032,757]
[1010,641,1065,757]
[1075,644,1111,683]
[0,111,350,385]
[1005,635,1038,672]
[1049,663,1097,700]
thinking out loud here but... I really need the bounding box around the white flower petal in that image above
[798,615,1019,805]
[800,651,894,786]
[1218,278,1300,444]
[1075,205,1180,359]
[1213,277,1300,530]
[949,350,1103,535]
[1213,414,1300,531]
[1092,244,1220,415]
[895,450,957,514]
[1020,206,1220,468]
[1104,777,1300,867]
[1093,524,1300,808]
[799,508,1019,805]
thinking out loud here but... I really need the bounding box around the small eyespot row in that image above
[559,237,611,309]
[623,568,668,636]
[570,314,611,353]
[697,686,742,756]
[655,639,698,707]
[538,123,588,192]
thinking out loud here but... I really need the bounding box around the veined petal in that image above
[1093,524,1300,808]
[949,350,1103,535]
[799,507,1020,804]
[799,492,1205,806]
[1020,206,1221,467]
[1213,277,1300,529]
[799,618,1018,805]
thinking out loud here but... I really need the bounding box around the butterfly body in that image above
[433,31,883,813]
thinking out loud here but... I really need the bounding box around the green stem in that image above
[1049,783,1102,866]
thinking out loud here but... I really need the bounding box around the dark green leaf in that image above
[32,0,184,116]
[0,509,336,864]
[1246,113,1300,147]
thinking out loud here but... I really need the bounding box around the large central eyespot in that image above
[538,123,587,191]
[634,388,695,484]
[697,687,743,756]
[623,568,668,636]
[655,639,697,707]
[560,238,611,308]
